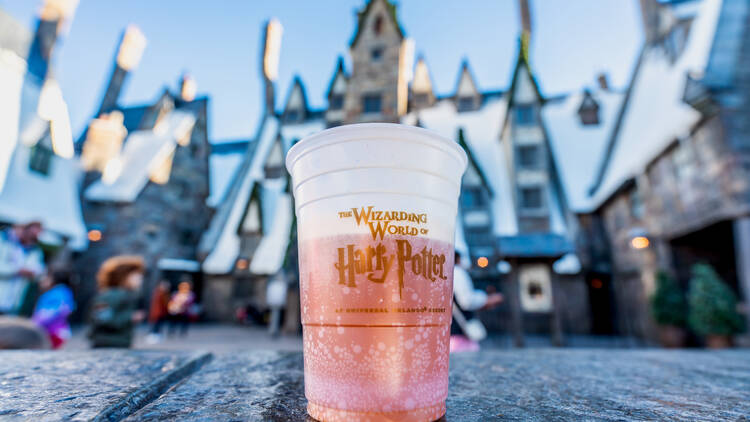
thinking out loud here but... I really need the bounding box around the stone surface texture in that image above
[1,349,748,421]
[0,350,210,421]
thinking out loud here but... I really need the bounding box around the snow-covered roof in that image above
[249,188,293,275]
[202,117,280,274]
[202,116,323,274]
[208,143,249,207]
[0,48,28,191]
[589,0,721,206]
[0,145,87,249]
[280,119,325,149]
[0,16,86,249]
[543,89,624,212]
[84,110,196,202]
[406,97,518,235]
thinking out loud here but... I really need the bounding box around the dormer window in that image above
[285,109,300,123]
[362,93,382,113]
[374,15,383,35]
[577,91,600,126]
[515,105,535,126]
[518,145,541,169]
[371,47,384,62]
[520,186,544,210]
[329,94,344,110]
[29,144,53,176]
[457,97,475,112]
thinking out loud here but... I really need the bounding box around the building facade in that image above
[589,0,750,339]
[199,0,626,344]
[75,28,212,310]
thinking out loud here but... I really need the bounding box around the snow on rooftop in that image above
[85,110,196,202]
[202,116,280,274]
[202,117,322,274]
[543,89,623,212]
[0,37,86,249]
[0,48,26,191]
[407,97,519,235]
[0,145,87,249]
[280,119,325,149]
[250,190,293,275]
[208,151,245,207]
[590,0,721,206]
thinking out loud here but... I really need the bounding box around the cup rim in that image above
[285,123,468,174]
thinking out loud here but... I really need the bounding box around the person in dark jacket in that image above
[88,256,145,348]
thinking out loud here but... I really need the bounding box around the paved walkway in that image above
[64,323,646,352]
[64,324,303,352]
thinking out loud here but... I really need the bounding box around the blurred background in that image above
[0,0,747,351]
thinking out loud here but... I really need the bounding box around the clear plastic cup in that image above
[286,123,467,422]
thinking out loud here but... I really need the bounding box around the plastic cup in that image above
[286,123,467,422]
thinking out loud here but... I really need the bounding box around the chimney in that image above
[97,25,147,116]
[260,18,283,114]
[180,73,197,102]
[639,0,660,43]
[27,0,79,81]
[518,0,532,38]
[597,73,609,91]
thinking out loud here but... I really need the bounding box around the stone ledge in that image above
[2,349,749,421]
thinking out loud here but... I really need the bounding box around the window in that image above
[180,229,197,246]
[362,94,382,113]
[457,97,475,112]
[29,144,52,175]
[630,189,644,220]
[414,93,429,106]
[579,108,600,125]
[329,94,344,110]
[371,47,384,61]
[460,190,479,209]
[374,15,383,35]
[285,109,299,122]
[515,105,535,126]
[518,145,541,168]
[520,186,543,210]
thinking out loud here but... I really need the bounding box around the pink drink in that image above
[286,124,467,421]
[300,234,453,421]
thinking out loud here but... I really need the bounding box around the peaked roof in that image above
[457,128,493,196]
[349,0,404,48]
[200,115,323,274]
[454,59,480,97]
[412,56,434,94]
[325,56,348,98]
[237,183,263,235]
[501,34,545,132]
[543,88,624,212]
[284,75,309,113]
[587,0,722,207]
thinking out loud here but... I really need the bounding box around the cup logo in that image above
[334,206,447,299]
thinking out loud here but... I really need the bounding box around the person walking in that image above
[451,251,503,352]
[145,281,170,344]
[32,271,76,349]
[0,222,45,316]
[168,280,195,337]
[88,256,145,348]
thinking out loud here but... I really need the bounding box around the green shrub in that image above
[650,271,687,327]
[687,263,744,336]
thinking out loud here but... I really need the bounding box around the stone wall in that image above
[75,102,211,316]
[344,0,403,123]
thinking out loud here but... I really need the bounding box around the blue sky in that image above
[1,0,642,141]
